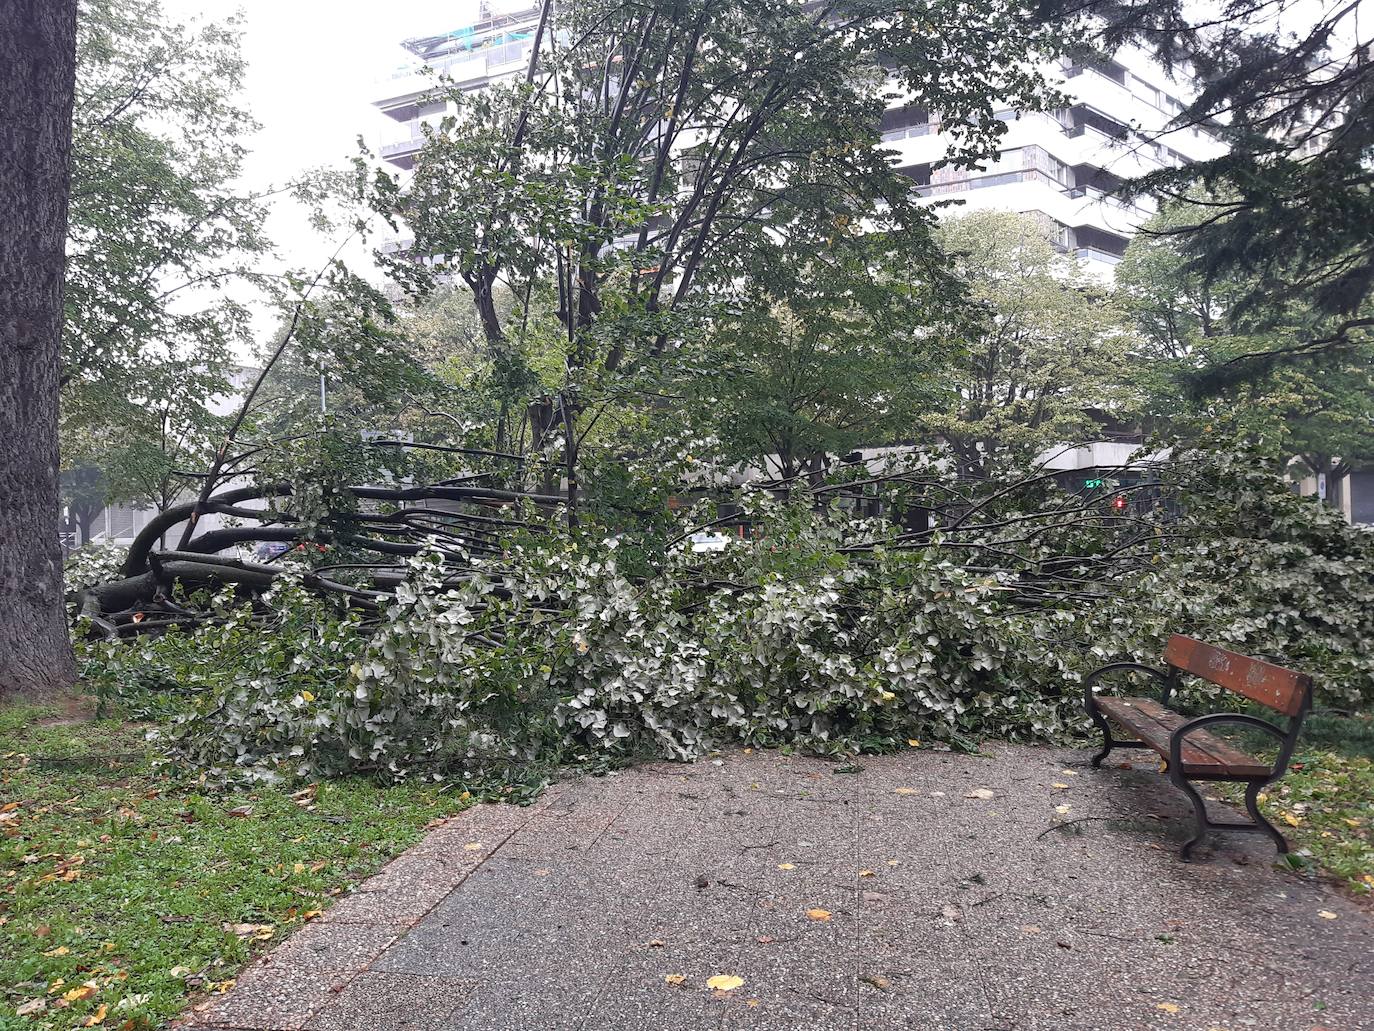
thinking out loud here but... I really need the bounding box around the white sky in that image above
[158,1,485,332]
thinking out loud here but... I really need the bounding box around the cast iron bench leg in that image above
[1170,768,1211,862]
[1087,701,1114,769]
[1244,781,1289,854]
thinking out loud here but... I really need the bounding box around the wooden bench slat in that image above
[1163,634,1311,717]
[1096,696,1272,777]
[1125,698,1274,776]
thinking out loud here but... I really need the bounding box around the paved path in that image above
[186,746,1373,1031]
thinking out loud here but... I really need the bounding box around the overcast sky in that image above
[158,1,487,305]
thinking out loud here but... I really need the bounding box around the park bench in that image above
[1083,634,1313,861]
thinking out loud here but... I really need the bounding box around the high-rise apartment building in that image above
[883,45,1224,278]
[375,2,542,172]
[373,10,1222,280]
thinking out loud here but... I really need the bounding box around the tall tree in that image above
[61,0,269,444]
[364,0,1067,521]
[692,228,951,479]
[1118,198,1374,502]
[0,0,80,698]
[1042,0,1374,370]
[920,210,1134,477]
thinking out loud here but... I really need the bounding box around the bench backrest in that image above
[1163,634,1312,717]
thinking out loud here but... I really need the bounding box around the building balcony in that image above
[1074,245,1123,266]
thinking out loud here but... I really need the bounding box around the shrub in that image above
[80,445,1374,782]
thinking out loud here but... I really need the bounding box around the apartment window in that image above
[879,106,931,141]
[896,162,932,186]
[1069,105,1128,141]
[1072,164,1124,193]
[1074,225,1129,257]
[1064,58,1126,85]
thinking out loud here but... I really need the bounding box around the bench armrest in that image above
[1169,713,1290,779]
[1083,661,1171,714]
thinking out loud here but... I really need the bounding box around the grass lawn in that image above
[0,700,481,1030]
[1256,711,1374,896]
[1216,709,1374,897]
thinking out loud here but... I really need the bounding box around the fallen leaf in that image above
[1282,812,1301,827]
[1156,1002,1180,1014]
[43,945,70,957]
[84,1003,108,1026]
[226,805,252,818]
[1052,783,1071,790]
[746,999,760,1008]
[756,935,775,943]
[15,998,46,1016]
[893,787,919,796]
[706,974,744,992]
[463,842,483,851]
[966,788,994,800]
[168,966,191,978]
[647,939,664,948]
[300,690,315,703]
[906,739,920,747]
[806,908,832,922]
[663,974,685,986]
[1055,804,1071,814]
[300,910,322,921]
[941,904,961,922]
[34,924,51,938]
[777,863,796,871]
[533,868,551,877]
[1317,910,1338,920]
[222,922,274,939]
[861,974,891,991]
[858,869,874,878]
[63,985,97,1003]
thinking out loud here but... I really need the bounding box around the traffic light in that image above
[1111,495,1128,511]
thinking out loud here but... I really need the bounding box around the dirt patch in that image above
[32,691,100,725]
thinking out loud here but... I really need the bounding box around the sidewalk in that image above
[185,745,1374,1030]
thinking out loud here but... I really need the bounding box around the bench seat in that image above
[1095,697,1271,777]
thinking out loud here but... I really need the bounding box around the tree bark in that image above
[0,0,79,699]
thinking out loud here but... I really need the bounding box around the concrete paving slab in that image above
[183,744,1374,1031]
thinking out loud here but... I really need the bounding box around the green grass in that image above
[0,701,481,1030]
[1262,747,1374,893]
[1210,709,1374,897]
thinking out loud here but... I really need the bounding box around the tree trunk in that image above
[73,503,100,546]
[0,0,79,699]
